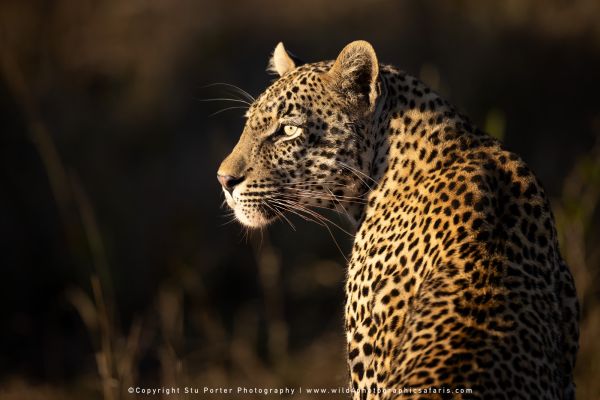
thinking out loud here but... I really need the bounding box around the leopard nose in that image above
[217,174,245,194]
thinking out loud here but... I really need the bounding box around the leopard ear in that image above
[267,42,303,77]
[328,40,379,112]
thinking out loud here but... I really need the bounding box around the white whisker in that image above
[202,82,255,102]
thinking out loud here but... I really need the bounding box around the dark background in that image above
[1,1,599,399]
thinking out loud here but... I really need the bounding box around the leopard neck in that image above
[356,68,483,226]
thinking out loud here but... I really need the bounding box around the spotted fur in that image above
[217,41,579,400]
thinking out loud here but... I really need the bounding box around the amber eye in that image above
[283,125,302,137]
[271,124,303,142]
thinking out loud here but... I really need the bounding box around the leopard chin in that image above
[233,206,272,228]
[222,189,273,228]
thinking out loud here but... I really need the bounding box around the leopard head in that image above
[217,41,382,227]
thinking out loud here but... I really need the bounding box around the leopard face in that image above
[217,42,380,227]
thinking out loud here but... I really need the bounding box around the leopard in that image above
[216,41,579,399]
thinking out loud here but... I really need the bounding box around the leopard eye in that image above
[282,125,302,139]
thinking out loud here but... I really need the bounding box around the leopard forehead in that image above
[239,62,359,170]
[245,62,336,130]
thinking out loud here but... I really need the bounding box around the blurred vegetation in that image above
[0,0,599,399]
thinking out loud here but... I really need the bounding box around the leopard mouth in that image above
[224,188,278,228]
[227,186,332,228]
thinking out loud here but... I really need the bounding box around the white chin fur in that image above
[234,207,270,228]
[223,187,271,228]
